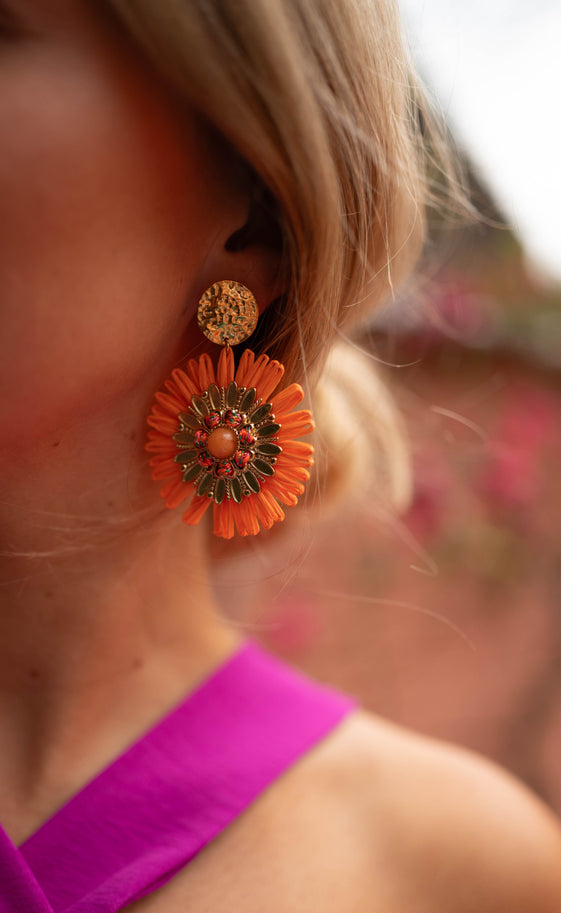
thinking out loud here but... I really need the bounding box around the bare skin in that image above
[0,0,268,845]
[125,712,561,912]
[1,1,561,911]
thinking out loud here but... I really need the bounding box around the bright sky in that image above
[399,0,561,281]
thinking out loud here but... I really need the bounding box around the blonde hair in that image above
[105,0,459,509]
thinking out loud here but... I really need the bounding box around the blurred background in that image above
[218,2,561,814]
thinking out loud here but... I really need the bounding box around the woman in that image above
[1,0,560,910]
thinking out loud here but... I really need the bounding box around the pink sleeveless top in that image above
[0,640,357,912]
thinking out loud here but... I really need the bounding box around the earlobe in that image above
[205,176,287,318]
[225,180,284,254]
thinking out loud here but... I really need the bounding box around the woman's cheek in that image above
[0,55,209,440]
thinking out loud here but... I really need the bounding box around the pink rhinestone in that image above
[224,409,243,428]
[239,427,256,446]
[204,412,221,430]
[234,450,252,470]
[193,429,208,449]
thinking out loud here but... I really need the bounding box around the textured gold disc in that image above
[197,280,259,347]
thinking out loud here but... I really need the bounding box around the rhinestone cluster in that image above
[173,380,282,504]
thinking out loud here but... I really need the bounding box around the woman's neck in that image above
[0,419,242,843]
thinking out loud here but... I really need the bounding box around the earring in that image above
[146,280,314,539]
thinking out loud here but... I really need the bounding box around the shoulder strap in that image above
[0,826,53,913]
[8,641,356,912]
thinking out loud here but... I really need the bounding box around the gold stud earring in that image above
[146,280,314,539]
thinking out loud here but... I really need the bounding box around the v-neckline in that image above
[0,640,356,913]
[17,639,250,853]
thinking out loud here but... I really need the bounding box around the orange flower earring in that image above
[146,280,315,538]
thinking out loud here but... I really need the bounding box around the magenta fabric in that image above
[0,640,357,912]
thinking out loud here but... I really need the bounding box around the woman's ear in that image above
[198,170,288,319]
[225,179,284,256]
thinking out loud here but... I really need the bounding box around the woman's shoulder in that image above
[128,707,561,912]
[319,708,561,912]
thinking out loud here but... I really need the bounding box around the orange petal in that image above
[257,360,285,402]
[244,353,271,391]
[154,391,183,415]
[265,473,305,497]
[147,414,180,434]
[276,456,313,476]
[169,368,198,401]
[276,410,315,439]
[182,494,212,526]
[274,463,310,484]
[149,458,179,480]
[235,349,255,387]
[270,384,304,416]
[160,478,191,509]
[217,346,235,387]
[278,440,314,461]
[198,353,216,390]
[186,357,203,390]
[249,492,275,530]
[213,499,235,539]
[145,437,176,454]
[235,497,261,536]
[257,488,285,524]
[263,478,299,506]
[280,456,314,474]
